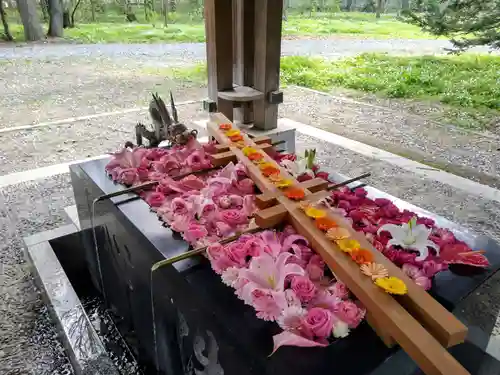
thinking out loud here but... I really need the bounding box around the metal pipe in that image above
[327,173,371,191]
[151,226,262,271]
[97,166,221,202]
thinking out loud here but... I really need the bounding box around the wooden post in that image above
[253,0,283,130]
[232,0,255,125]
[204,0,234,120]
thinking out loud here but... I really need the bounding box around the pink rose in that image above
[234,163,248,178]
[305,255,325,281]
[137,167,149,182]
[186,151,204,171]
[310,289,340,312]
[206,243,232,274]
[170,214,190,233]
[214,221,233,237]
[301,307,334,339]
[146,192,165,207]
[117,168,138,186]
[233,178,254,194]
[171,197,190,216]
[217,196,232,209]
[333,301,365,328]
[183,222,208,244]
[226,242,249,268]
[148,171,165,181]
[229,194,244,208]
[329,282,349,300]
[297,173,313,182]
[221,209,248,226]
[291,275,317,303]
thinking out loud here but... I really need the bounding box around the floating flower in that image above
[225,129,240,137]
[259,162,276,171]
[219,123,232,131]
[325,227,351,241]
[230,134,244,142]
[305,207,326,219]
[284,187,305,201]
[268,173,284,182]
[299,201,312,211]
[242,146,258,156]
[374,276,408,295]
[233,141,246,149]
[350,249,374,265]
[262,166,281,177]
[315,217,338,231]
[274,179,293,189]
[248,152,264,162]
[360,263,389,280]
[378,217,438,261]
[336,239,361,254]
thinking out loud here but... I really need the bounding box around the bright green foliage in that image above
[403,0,500,51]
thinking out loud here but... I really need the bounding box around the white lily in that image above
[377,217,439,261]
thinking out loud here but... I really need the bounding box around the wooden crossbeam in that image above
[206,113,469,375]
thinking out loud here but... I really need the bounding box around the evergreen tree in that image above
[403,0,500,51]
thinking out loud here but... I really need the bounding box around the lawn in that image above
[5,11,434,44]
[165,54,500,130]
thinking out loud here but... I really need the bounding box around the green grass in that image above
[5,11,435,43]
[164,54,500,130]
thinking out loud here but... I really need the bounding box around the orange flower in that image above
[350,249,374,265]
[262,166,281,177]
[259,162,276,170]
[315,217,338,231]
[284,187,305,200]
[360,263,389,280]
[229,134,243,142]
[325,227,350,241]
[219,123,232,131]
[248,152,264,162]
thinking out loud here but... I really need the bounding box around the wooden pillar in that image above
[204,0,234,120]
[232,0,255,125]
[253,0,283,130]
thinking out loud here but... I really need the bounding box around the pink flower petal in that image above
[270,331,327,355]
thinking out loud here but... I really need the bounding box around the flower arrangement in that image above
[205,226,366,353]
[325,186,489,289]
[105,138,215,186]
[300,202,408,295]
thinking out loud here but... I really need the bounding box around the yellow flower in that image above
[274,179,293,189]
[360,263,389,280]
[325,227,351,241]
[225,129,240,137]
[242,146,258,156]
[305,207,326,219]
[233,141,246,149]
[336,238,361,254]
[374,277,408,295]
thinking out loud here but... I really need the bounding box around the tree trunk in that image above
[70,0,83,27]
[376,0,383,18]
[62,11,70,27]
[401,0,409,10]
[40,0,49,21]
[169,0,175,12]
[163,0,167,26]
[0,0,14,41]
[345,0,353,11]
[16,0,45,41]
[90,0,96,22]
[48,0,63,37]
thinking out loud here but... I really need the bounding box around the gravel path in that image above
[0,39,494,61]
[2,134,500,374]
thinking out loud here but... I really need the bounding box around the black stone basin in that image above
[67,158,500,375]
